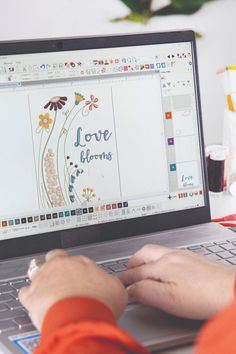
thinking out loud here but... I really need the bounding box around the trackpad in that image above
[118,304,203,352]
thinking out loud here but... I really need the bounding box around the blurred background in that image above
[1,0,235,145]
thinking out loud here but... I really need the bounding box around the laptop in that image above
[0,30,235,354]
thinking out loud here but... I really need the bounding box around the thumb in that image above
[19,286,31,308]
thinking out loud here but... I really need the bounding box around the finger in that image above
[45,249,68,262]
[127,279,175,313]
[18,286,30,308]
[27,259,43,281]
[119,262,159,286]
[73,255,95,265]
[28,266,40,281]
[127,244,173,269]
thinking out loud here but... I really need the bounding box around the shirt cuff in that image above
[41,297,116,341]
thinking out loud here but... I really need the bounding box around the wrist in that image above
[41,297,116,342]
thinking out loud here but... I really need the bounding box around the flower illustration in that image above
[38,113,53,129]
[75,92,85,105]
[85,95,98,111]
[44,96,67,111]
[44,149,65,207]
[82,187,96,202]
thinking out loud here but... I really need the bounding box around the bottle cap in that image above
[210,151,227,161]
[205,145,229,159]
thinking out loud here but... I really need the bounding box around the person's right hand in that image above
[119,244,236,320]
[19,250,128,330]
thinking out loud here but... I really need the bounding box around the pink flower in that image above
[85,95,98,111]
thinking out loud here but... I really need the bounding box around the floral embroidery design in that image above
[44,149,65,207]
[75,92,85,105]
[85,95,99,111]
[44,96,68,111]
[65,156,84,204]
[36,92,99,208]
[82,187,96,202]
[38,113,53,130]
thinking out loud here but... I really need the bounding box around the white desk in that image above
[210,192,236,219]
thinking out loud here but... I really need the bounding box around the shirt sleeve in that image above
[195,278,236,354]
[34,297,149,354]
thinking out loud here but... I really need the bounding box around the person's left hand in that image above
[19,249,128,330]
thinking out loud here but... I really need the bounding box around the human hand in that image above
[119,244,236,320]
[19,250,127,330]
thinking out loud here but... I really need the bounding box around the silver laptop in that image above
[0,30,235,354]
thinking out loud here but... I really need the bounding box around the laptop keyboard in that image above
[0,278,33,334]
[99,258,129,274]
[0,238,236,335]
[100,238,236,273]
[186,239,236,265]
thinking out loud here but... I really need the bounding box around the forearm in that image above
[195,277,236,354]
[34,297,148,354]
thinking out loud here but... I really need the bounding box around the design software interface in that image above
[0,41,205,240]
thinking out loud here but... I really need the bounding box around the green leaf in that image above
[119,0,141,12]
[195,32,203,39]
[125,12,150,23]
[114,0,216,23]
[172,0,212,8]
[153,3,203,15]
[112,12,150,23]
[119,0,152,13]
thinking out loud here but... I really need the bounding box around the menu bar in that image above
[0,49,192,84]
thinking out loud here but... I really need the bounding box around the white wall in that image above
[0,0,235,145]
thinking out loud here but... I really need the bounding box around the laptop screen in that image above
[0,40,205,241]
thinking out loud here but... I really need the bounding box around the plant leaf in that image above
[153,3,203,15]
[119,0,152,13]
[111,12,150,23]
[126,12,150,23]
[118,0,143,12]
[195,32,203,39]
[172,0,213,8]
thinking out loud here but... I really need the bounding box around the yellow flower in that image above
[39,113,53,129]
[75,92,85,105]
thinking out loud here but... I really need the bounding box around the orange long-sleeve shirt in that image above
[35,295,236,354]
[34,297,148,354]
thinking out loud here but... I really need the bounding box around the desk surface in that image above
[210,192,236,219]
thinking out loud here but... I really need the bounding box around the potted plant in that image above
[113,0,216,23]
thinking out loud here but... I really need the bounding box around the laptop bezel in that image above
[0,30,210,259]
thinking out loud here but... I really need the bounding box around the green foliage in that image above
[112,12,150,23]
[172,0,212,8]
[116,0,216,22]
[120,0,152,12]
